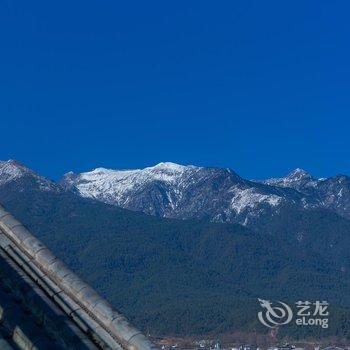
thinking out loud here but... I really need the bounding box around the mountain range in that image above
[2,159,349,226]
[0,159,350,339]
[60,161,350,224]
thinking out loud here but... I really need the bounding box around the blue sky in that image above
[0,1,349,180]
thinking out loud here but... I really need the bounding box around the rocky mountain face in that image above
[261,168,350,219]
[60,162,350,224]
[1,159,349,226]
[0,160,58,191]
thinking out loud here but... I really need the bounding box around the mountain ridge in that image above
[59,161,350,223]
[1,159,350,224]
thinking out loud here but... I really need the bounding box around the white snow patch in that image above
[229,187,282,214]
[0,160,56,191]
[70,162,200,205]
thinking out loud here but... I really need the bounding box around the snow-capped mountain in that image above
[261,168,318,189]
[60,162,308,224]
[1,160,349,226]
[0,160,58,192]
[60,162,350,224]
[261,168,350,219]
[61,162,204,207]
[0,160,34,185]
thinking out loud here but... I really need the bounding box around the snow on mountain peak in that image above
[0,159,57,191]
[286,168,311,180]
[62,162,200,205]
[0,159,32,185]
[60,162,290,224]
[154,162,181,168]
[259,168,315,189]
[4,160,350,224]
[151,162,196,171]
[83,162,195,178]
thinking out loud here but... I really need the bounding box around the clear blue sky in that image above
[0,1,349,180]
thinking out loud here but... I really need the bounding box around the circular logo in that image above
[258,298,293,328]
